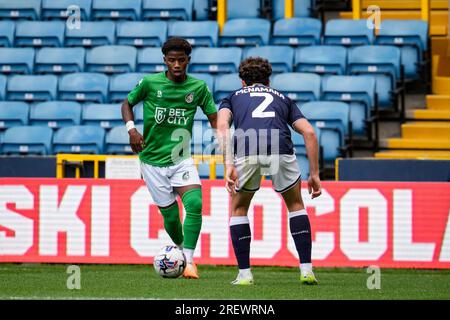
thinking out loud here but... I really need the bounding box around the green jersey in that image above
[127,72,217,167]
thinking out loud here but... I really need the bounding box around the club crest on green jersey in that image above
[155,107,166,124]
[185,92,194,103]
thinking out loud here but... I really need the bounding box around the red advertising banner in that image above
[0,178,449,268]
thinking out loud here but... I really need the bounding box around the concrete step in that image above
[375,150,450,160]
[386,138,450,150]
[408,109,450,120]
[401,122,450,139]
[426,95,450,110]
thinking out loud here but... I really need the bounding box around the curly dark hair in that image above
[238,56,272,86]
[162,37,192,56]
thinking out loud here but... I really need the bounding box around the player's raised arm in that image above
[292,118,322,199]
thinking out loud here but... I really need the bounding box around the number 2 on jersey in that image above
[251,92,275,118]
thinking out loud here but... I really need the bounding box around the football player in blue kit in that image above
[217,57,322,285]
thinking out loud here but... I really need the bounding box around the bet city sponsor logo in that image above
[155,107,189,126]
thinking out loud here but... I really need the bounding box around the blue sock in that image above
[229,216,251,270]
[289,210,312,264]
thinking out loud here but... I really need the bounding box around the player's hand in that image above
[129,129,144,154]
[308,174,322,199]
[225,165,239,194]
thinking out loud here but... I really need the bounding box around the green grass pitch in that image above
[0,264,449,300]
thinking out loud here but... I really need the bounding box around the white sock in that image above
[183,248,194,263]
[238,268,252,278]
[300,263,312,274]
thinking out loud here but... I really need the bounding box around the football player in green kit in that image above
[121,38,217,279]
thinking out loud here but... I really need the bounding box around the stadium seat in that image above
[0,102,29,129]
[29,101,81,129]
[53,125,105,154]
[0,0,41,20]
[271,18,322,46]
[65,21,115,47]
[42,0,92,21]
[92,0,142,21]
[133,103,143,124]
[289,128,309,179]
[324,19,374,46]
[110,73,147,103]
[375,20,429,80]
[220,19,271,47]
[137,47,165,73]
[0,48,35,74]
[142,0,193,21]
[189,73,215,93]
[7,75,58,102]
[294,45,347,75]
[169,21,219,47]
[116,21,167,47]
[82,103,123,129]
[194,107,208,122]
[272,0,313,20]
[193,0,209,20]
[0,74,5,99]
[106,124,143,154]
[191,120,207,155]
[86,45,137,74]
[244,46,294,73]
[59,72,109,103]
[15,21,65,47]
[214,73,242,102]
[272,73,321,103]
[35,47,85,74]
[189,47,242,74]
[0,21,15,47]
[1,126,53,155]
[322,75,376,135]
[348,45,401,108]
[300,101,350,163]
[227,0,260,19]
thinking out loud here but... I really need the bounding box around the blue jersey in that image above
[219,84,304,157]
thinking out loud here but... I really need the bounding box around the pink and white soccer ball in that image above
[153,245,186,278]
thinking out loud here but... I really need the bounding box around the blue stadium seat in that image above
[116,21,167,47]
[86,45,137,74]
[322,75,376,135]
[110,73,147,103]
[0,102,29,129]
[273,0,313,20]
[220,19,271,47]
[0,48,35,74]
[53,125,105,154]
[59,72,109,103]
[189,73,215,93]
[35,48,85,74]
[348,45,401,108]
[92,0,142,21]
[214,73,242,102]
[142,0,193,21]
[191,120,206,155]
[227,0,260,19]
[0,21,15,47]
[15,21,65,47]
[272,73,321,103]
[1,126,53,155]
[137,47,165,73]
[194,0,209,20]
[272,18,322,46]
[65,21,115,47]
[295,45,347,75]
[169,21,219,47]
[29,101,81,129]
[106,124,143,154]
[0,0,41,20]
[301,101,350,164]
[190,47,242,74]
[42,0,92,21]
[82,103,122,129]
[7,75,58,102]
[133,103,143,124]
[375,20,428,80]
[0,74,5,99]
[324,19,374,46]
[194,107,208,122]
[244,46,294,73]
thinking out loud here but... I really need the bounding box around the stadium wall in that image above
[0,179,449,269]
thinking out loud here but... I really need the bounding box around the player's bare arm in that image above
[217,108,238,193]
[293,118,322,199]
[121,98,144,154]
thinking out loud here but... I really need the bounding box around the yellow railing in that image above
[352,0,431,21]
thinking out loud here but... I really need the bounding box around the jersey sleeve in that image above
[218,92,233,114]
[288,100,305,126]
[199,82,217,115]
[127,77,148,106]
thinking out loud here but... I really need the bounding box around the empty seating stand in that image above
[41,0,92,21]
[7,75,58,102]
[0,21,15,47]
[0,101,29,129]
[0,0,41,20]
[59,72,109,103]
[227,0,261,19]
[190,47,242,74]
[92,0,142,21]
[142,0,193,21]
[324,19,374,46]
[116,21,167,47]
[244,46,294,73]
[272,18,322,46]
[137,47,165,73]
[110,73,147,103]
[0,74,5,99]
[53,125,105,154]
[65,21,115,47]
[1,126,53,155]
[214,73,242,102]
[35,47,85,74]
[295,46,347,75]
[15,21,65,47]
[82,103,123,129]
[0,48,35,74]
[86,45,137,74]
[220,19,271,47]
[272,73,321,103]
[29,101,82,129]
[169,21,219,47]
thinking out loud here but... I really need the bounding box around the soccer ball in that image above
[153,245,186,278]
